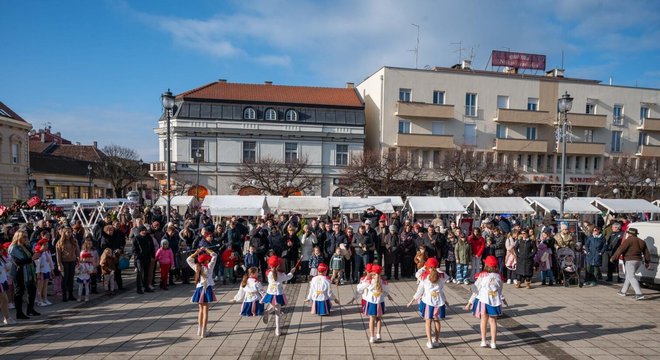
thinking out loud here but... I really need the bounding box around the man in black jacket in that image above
[133,226,154,294]
[250,219,270,280]
[325,223,347,259]
[605,222,624,282]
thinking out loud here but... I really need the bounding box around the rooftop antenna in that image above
[451,41,466,64]
[561,50,564,69]
[410,24,420,69]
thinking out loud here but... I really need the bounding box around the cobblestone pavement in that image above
[1,274,659,360]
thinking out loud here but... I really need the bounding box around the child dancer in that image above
[233,267,265,316]
[155,239,174,290]
[357,265,392,343]
[75,252,95,302]
[465,255,504,349]
[0,242,15,325]
[305,263,339,316]
[187,247,217,338]
[262,255,295,336]
[407,258,447,349]
[81,237,99,295]
[99,248,117,295]
[34,238,54,306]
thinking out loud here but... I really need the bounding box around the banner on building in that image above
[492,50,546,70]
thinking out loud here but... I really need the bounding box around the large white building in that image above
[149,80,365,197]
[357,63,660,196]
[0,101,32,204]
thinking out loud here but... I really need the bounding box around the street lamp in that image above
[87,164,93,199]
[26,167,34,196]
[507,188,514,196]
[195,149,202,202]
[161,89,175,224]
[613,188,619,198]
[557,91,573,218]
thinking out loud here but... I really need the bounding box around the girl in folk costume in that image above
[34,239,54,306]
[347,262,373,306]
[233,267,266,317]
[262,255,295,336]
[75,252,95,302]
[187,247,218,338]
[305,263,339,317]
[407,258,448,349]
[357,265,392,343]
[0,242,16,325]
[465,256,505,349]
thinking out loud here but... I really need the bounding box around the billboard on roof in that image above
[492,50,546,70]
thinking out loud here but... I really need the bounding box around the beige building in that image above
[0,101,32,204]
[357,64,660,196]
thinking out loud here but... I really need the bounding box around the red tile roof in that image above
[29,139,106,162]
[0,101,27,122]
[177,81,364,108]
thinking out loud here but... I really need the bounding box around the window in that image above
[640,106,650,124]
[284,142,298,163]
[576,156,582,171]
[432,122,444,135]
[399,88,411,102]
[243,107,256,120]
[526,127,537,140]
[163,139,171,161]
[191,139,205,162]
[585,157,591,171]
[638,132,649,146]
[432,91,445,105]
[242,141,256,163]
[464,124,477,146]
[285,109,298,121]
[611,131,622,152]
[336,144,348,166]
[594,157,601,170]
[265,108,277,121]
[547,155,554,172]
[496,95,509,109]
[465,93,477,116]
[526,155,532,168]
[536,155,543,170]
[527,98,539,111]
[613,105,624,126]
[398,120,411,134]
[586,103,596,114]
[0,108,11,118]
[496,124,507,139]
[422,150,431,168]
[11,143,19,164]
[584,129,594,143]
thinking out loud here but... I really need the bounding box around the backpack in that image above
[118,256,130,271]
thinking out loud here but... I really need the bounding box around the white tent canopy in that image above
[49,198,133,210]
[470,197,535,214]
[404,196,466,215]
[592,198,660,214]
[456,197,474,208]
[276,196,330,217]
[339,197,394,213]
[155,196,198,208]
[266,196,281,210]
[367,196,404,208]
[525,197,601,214]
[202,195,269,217]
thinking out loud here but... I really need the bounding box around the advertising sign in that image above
[492,50,546,70]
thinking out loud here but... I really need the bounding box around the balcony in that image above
[638,117,660,132]
[636,145,660,157]
[395,133,454,149]
[559,113,607,128]
[395,101,454,119]
[149,162,177,173]
[493,138,548,152]
[494,108,552,125]
[557,142,606,155]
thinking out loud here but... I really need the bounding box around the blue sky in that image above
[1,0,659,161]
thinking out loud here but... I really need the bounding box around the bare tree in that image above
[95,144,147,197]
[234,155,319,196]
[595,158,654,199]
[341,150,426,196]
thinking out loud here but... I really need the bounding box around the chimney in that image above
[346,82,355,89]
[218,79,227,83]
[545,68,565,78]
[264,81,272,85]
[461,60,472,70]
[93,141,98,149]
[41,132,45,142]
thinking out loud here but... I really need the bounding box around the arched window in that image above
[243,107,256,120]
[332,187,351,197]
[265,108,277,121]
[285,109,298,121]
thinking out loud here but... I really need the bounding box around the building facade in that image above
[357,65,660,197]
[149,81,366,197]
[0,101,32,204]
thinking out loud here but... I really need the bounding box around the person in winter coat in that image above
[604,222,624,282]
[132,226,155,294]
[514,232,537,289]
[468,228,485,279]
[492,228,506,276]
[382,225,400,281]
[584,227,605,286]
[400,224,416,278]
[454,234,472,284]
[282,226,300,283]
[534,240,554,285]
[504,230,518,284]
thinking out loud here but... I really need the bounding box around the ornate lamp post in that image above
[161,89,175,224]
[87,164,93,198]
[195,149,202,202]
[557,91,574,218]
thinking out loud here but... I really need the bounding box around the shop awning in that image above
[592,199,660,214]
[525,197,600,214]
[276,196,330,217]
[202,195,269,217]
[155,196,199,208]
[46,180,93,187]
[404,196,466,215]
[470,197,535,214]
[367,196,405,208]
[339,197,394,213]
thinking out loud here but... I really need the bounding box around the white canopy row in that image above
[155,196,199,208]
[525,197,601,215]
[592,198,660,214]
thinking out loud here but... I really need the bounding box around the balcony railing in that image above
[556,142,606,155]
[494,108,552,125]
[395,133,454,148]
[493,138,548,152]
[638,117,660,132]
[561,113,607,128]
[395,101,454,118]
[636,145,660,157]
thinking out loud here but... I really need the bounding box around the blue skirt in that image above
[471,299,502,318]
[240,301,264,316]
[311,299,332,316]
[363,301,386,317]
[41,272,51,280]
[191,286,217,304]
[263,293,287,306]
[419,301,445,319]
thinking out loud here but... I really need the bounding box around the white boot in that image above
[197,325,201,336]
[274,314,281,336]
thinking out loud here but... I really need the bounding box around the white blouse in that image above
[474,272,504,307]
[265,270,294,295]
[357,279,388,304]
[306,275,335,301]
[233,278,265,303]
[413,278,447,307]
[187,253,218,288]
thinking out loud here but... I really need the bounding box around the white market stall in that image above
[202,195,270,217]
[275,196,330,217]
[525,197,601,215]
[403,196,466,216]
[48,198,136,229]
[339,197,394,214]
[592,199,660,217]
[155,196,199,210]
[469,197,535,215]
[367,196,404,208]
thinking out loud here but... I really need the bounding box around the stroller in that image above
[557,247,582,287]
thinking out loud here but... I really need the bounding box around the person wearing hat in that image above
[305,262,338,317]
[155,239,175,290]
[382,224,400,281]
[357,264,392,343]
[0,241,16,324]
[75,252,95,302]
[407,257,447,349]
[604,222,624,283]
[466,255,504,350]
[361,206,383,227]
[610,228,651,300]
[187,246,218,338]
[262,255,296,336]
[584,227,606,286]
[34,235,54,307]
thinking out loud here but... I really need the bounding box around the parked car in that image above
[127,191,141,202]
